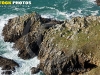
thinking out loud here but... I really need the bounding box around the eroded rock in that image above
[2,12,100,75]
[2,12,64,59]
[31,67,40,74]
[95,0,100,6]
[0,56,19,74]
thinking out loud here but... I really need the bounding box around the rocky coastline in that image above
[1,12,100,75]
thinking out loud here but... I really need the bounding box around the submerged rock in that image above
[0,56,19,74]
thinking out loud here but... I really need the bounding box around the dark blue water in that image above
[0,0,100,75]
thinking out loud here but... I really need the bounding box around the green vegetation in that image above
[44,19,100,59]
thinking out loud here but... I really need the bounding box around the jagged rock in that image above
[2,12,64,59]
[31,67,40,74]
[95,0,100,6]
[2,12,41,42]
[14,32,40,59]
[38,16,100,75]
[0,56,19,74]
[2,12,63,42]
[3,12,100,75]
[13,12,42,59]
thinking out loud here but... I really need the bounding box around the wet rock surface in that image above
[31,67,40,74]
[38,16,100,75]
[96,0,100,6]
[0,56,19,74]
[2,12,100,75]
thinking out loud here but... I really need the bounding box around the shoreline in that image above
[1,12,100,75]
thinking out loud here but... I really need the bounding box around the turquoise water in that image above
[0,0,100,75]
[0,0,100,20]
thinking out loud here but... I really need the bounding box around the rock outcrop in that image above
[95,0,100,6]
[38,16,100,75]
[0,56,19,74]
[2,12,100,75]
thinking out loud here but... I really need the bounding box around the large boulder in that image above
[0,56,19,74]
[38,16,100,75]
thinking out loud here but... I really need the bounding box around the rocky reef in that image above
[0,56,19,74]
[2,12,100,75]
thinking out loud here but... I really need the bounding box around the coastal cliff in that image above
[38,16,100,75]
[2,12,63,59]
[2,12,100,75]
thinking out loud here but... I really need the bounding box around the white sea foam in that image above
[41,9,76,20]
[0,14,40,75]
[33,6,45,9]
[41,14,55,19]
[41,11,82,21]
[87,0,96,3]
[91,10,99,15]
[0,67,2,74]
